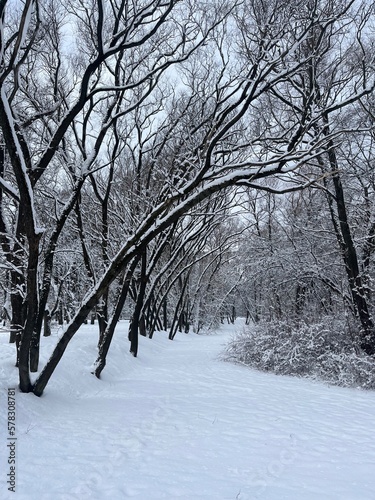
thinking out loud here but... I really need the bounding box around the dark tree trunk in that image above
[169,275,189,340]
[29,332,40,373]
[19,233,41,391]
[333,170,375,354]
[147,296,163,339]
[323,117,375,355]
[93,256,140,378]
[245,310,251,325]
[139,315,147,337]
[163,299,168,331]
[129,248,147,357]
[97,293,108,348]
[43,310,51,337]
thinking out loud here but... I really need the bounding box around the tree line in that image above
[0,0,374,395]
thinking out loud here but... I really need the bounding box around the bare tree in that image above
[1,0,373,396]
[0,0,226,392]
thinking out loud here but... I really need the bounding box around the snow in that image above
[0,86,43,237]
[16,1,35,61]
[0,178,19,202]
[1,320,375,499]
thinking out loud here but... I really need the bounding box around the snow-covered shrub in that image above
[223,318,375,389]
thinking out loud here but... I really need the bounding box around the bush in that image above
[223,317,375,389]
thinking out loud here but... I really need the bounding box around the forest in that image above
[1,0,375,396]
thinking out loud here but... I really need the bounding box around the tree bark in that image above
[129,248,147,357]
[93,257,140,378]
[323,117,375,355]
[19,233,41,391]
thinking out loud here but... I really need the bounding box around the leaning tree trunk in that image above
[43,310,52,337]
[129,248,147,357]
[169,274,189,340]
[93,256,140,378]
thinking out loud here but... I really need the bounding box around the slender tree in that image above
[1,0,374,396]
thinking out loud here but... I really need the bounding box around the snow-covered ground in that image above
[1,320,375,500]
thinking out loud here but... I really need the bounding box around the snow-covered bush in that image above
[223,318,375,389]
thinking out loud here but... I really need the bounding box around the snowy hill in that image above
[1,321,375,499]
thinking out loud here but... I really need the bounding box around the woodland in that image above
[1,0,375,395]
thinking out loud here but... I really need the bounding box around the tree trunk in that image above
[139,315,147,337]
[97,293,108,348]
[323,119,375,355]
[43,310,51,337]
[169,276,189,340]
[129,249,147,357]
[19,234,41,391]
[93,256,140,378]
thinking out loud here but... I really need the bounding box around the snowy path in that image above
[1,321,375,499]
